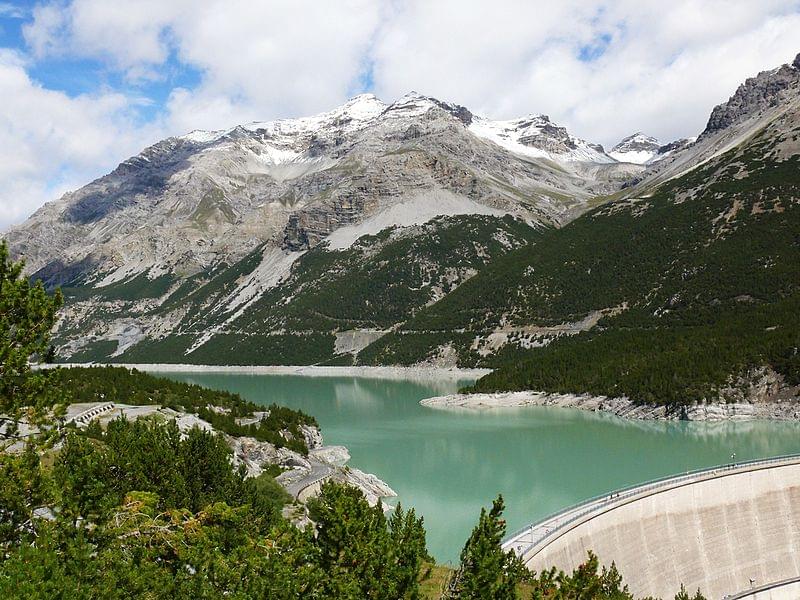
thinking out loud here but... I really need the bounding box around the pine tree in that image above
[0,241,62,418]
[309,482,393,598]
[388,502,432,599]
[674,584,707,600]
[445,495,525,599]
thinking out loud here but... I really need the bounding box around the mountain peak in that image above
[702,51,800,137]
[382,92,474,126]
[608,132,660,164]
[179,94,386,145]
[386,91,439,111]
[469,113,612,163]
[338,93,387,117]
[614,132,659,146]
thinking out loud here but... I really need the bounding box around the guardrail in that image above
[295,475,336,502]
[723,575,800,599]
[65,402,115,426]
[503,453,800,560]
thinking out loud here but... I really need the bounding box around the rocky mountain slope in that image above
[633,53,800,190]
[4,54,800,395]
[4,91,639,364]
[6,92,630,286]
[609,133,698,165]
[369,54,800,405]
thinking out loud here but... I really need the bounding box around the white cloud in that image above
[0,50,160,229]
[3,0,799,228]
[369,0,800,147]
[23,0,382,122]
[24,0,185,80]
[166,0,382,127]
[0,2,26,18]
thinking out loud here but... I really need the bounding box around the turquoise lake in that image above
[162,372,800,564]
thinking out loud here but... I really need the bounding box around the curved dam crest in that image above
[507,456,800,599]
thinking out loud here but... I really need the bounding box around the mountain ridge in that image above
[5,89,637,287]
[4,53,799,402]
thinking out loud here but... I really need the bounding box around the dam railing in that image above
[503,452,800,560]
[723,575,800,599]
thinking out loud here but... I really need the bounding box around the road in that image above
[284,460,337,500]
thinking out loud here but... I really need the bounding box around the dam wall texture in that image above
[505,457,800,599]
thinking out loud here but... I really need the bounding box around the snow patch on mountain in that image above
[243,94,385,136]
[180,94,387,147]
[469,115,613,163]
[325,189,509,251]
[609,133,660,164]
[250,145,302,166]
[382,92,441,117]
[183,129,226,143]
[609,149,656,164]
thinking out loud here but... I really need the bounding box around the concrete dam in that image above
[504,456,800,599]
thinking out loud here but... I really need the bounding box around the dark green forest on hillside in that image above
[470,295,800,404]
[202,214,540,334]
[363,125,800,405]
[252,214,541,332]
[56,214,541,367]
[386,134,800,332]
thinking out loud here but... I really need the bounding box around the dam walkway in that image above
[503,453,800,599]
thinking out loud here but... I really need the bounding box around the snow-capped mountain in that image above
[182,93,386,146]
[609,132,661,164]
[5,91,633,286]
[186,92,615,165]
[5,52,799,367]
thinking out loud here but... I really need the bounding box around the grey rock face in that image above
[634,53,800,193]
[702,57,800,136]
[5,92,632,284]
[656,138,693,155]
[429,97,474,125]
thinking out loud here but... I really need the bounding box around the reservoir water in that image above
[163,371,800,564]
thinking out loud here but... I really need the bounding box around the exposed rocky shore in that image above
[420,391,800,422]
[230,422,396,508]
[52,363,490,381]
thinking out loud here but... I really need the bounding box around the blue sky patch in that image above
[578,32,612,62]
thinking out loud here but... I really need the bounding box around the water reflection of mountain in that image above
[568,406,800,458]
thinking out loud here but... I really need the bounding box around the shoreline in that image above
[47,363,490,381]
[420,391,800,422]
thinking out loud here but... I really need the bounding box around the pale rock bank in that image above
[226,422,395,507]
[420,391,800,421]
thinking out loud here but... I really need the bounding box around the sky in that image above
[1,0,799,229]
